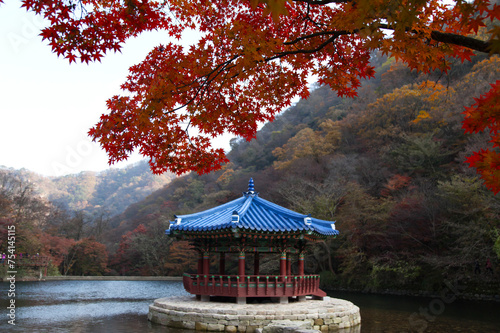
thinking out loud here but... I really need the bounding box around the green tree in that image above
[494,233,500,260]
[430,175,500,278]
[390,132,453,177]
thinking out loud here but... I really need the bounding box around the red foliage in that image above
[21,0,176,63]
[39,233,76,268]
[462,80,500,194]
[381,174,412,197]
[69,237,109,275]
[388,196,435,252]
[163,241,198,275]
[8,0,500,187]
[111,224,147,275]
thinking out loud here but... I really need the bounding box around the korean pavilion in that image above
[166,178,339,304]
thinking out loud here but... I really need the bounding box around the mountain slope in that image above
[0,160,175,217]
[103,53,500,296]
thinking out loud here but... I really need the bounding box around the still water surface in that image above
[1,280,499,332]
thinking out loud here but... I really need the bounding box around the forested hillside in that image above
[2,53,499,297]
[105,52,500,295]
[0,160,174,217]
[0,161,174,277]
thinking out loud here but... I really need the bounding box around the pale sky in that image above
[0,1,232,177]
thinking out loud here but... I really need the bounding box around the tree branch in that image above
[290,1,497,55]
[430,30,494,54]
[283,30,354,46]
[270,31,353,61]
[378,23,496,54]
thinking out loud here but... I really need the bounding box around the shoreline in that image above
[325,286,500,303]
[3,276,498,302]
[1,275,183,282]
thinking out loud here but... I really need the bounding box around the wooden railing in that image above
[182,273,326,298]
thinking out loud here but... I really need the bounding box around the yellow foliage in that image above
[412,110,431,124]
[216,166,235,187]
[273,120,341,170]
[355,81,453,145]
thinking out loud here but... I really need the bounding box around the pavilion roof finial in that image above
[248,178,255,194]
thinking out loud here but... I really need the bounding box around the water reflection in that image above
[0,281,499,332]
[330,291,500,333]
[1,280,189,332]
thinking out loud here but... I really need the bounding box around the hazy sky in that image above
[0,1,231,177]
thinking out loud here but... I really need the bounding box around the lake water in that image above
[1,280,499,332]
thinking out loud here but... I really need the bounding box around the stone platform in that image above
[148,296,361,332]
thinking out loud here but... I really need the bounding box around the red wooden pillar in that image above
[219,252,226,275]
[298,252,305,276]
[196,251,204,301]
[238,251,246,276]
[197,251,203,274]
[254,252,260,275]
[279,251,287,277]
[237,251,247,304]
[203,252,210,275]
[279,251,289,303]
[286,253,292,276]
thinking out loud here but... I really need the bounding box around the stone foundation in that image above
[148,296,361,332]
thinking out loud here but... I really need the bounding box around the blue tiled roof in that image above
[166,179,338,237]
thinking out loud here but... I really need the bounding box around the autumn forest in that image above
[1,50,499,297]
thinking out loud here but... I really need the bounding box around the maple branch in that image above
[283,30,353,46]
[292,1,496,56]
[268,30,355,62]
[193,55,241,106]
[378,23,497,55]
[429,31,495,54]
[184,120,196,148]
[269,35,339,59]
[160,54,240,117]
